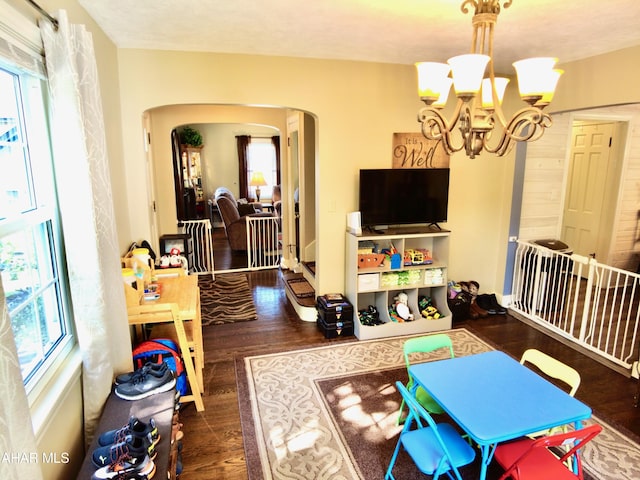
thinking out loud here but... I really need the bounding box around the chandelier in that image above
[416,0,563,158]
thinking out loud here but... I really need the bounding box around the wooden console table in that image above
[127,275,205,411]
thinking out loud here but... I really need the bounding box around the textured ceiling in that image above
[78,0,640,73]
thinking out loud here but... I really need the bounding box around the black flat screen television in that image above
[359,168,450,229]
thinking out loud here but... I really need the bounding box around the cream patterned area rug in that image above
[236,328,640,480]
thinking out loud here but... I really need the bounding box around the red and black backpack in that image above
[132,338,187,395]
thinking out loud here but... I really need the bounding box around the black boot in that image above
[489,294,507,315]
[477,294,506,315]
[476,294,496,314]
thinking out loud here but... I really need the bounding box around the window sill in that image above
[30,344,82,437]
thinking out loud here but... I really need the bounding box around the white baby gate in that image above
[179,219,215,277]
[246,216,281,270]
[511,240,640,373]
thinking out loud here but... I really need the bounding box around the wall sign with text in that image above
[392,133,450,168]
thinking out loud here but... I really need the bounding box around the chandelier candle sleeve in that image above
[481,77,509,110]
[512,57,560,103]
[416,62,452,104]
[537,69,563,106]
[448,54,490,98]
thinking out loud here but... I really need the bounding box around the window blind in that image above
[0,0,46,77]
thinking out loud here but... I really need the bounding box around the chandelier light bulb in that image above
[481,77,510,109]
[416,62,452,104]
[513,57,559,101]
[432,77,454,107]
[448,54,490,98]
[535,69,564,107]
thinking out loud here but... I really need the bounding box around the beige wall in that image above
[195,122,280,202]
[553,46,640,113]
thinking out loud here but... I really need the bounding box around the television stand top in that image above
[365,224,449,236]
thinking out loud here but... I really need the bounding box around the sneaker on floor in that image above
[93,433,156,468]
[90,450,155,480]
[115,368,176,401]
[115,362,169,385]
[98,417,159,447]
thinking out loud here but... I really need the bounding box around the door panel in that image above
[562,122,614,258]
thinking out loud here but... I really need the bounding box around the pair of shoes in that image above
[92,433,156,468]
[90,448,156,479]
[116,362,169,385]
[98,417,160,449]
[476,294,507,315]
[470,301,488,318]
[115,367,176,401]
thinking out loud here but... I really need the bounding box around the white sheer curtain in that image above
[0,283,43,479]
[40,11,132,442]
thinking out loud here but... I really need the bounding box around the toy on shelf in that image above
[403,249,433,266]
[358,305,384,326]
[357,253,386,268]
[382,242,402,269]
[424,268,444,285]
[389,292,414,322]
[419,295,443,320]
[357,241,386,268]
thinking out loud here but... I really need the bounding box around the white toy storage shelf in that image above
[345,227,452,340]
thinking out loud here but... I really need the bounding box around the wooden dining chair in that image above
[386,381,475,480]
[398,334,454,423]
[494,423,602,480]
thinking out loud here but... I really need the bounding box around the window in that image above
[0,62,72,389]
[247,138,278,201]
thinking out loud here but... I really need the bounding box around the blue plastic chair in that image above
[385,381,476,480]
[398,334,454,423]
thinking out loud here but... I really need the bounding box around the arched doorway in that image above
[143,104,317,276]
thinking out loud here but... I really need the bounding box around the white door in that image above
[143,112,159,253]
[561,122,615,259]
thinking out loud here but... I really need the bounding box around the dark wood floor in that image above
[212,226,253,271]
[178,268,640,479]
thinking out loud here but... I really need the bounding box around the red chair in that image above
[494,423,602,480]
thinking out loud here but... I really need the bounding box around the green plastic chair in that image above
[397,334,455,423]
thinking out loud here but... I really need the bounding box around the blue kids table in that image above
[409,350,592,480]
